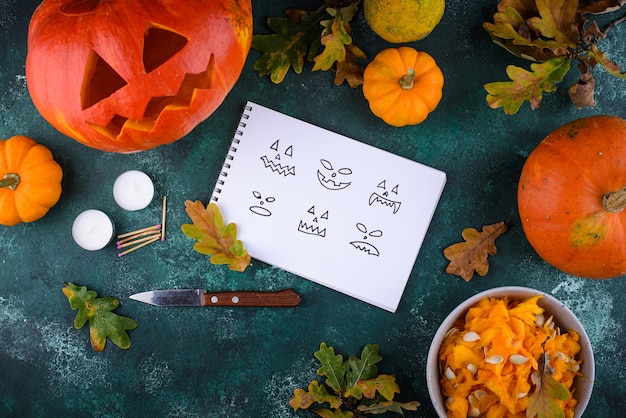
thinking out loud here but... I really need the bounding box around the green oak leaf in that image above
[62,282,137,352]
[315,342,348,392]
[316,409,354,418]
[290,380,343,411]
[290,342,421,415]
[346,343,382,388]
[485,57,571,114]
[252,10,327,84]
[181,201,250,272]
[357,400,421,414]
[344,374,399,401]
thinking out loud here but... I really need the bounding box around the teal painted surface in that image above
[0,0,625,416]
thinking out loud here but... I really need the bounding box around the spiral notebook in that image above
[211,101,446,312]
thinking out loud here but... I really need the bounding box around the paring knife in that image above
[129,289,301,307]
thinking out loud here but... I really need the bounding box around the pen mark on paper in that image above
[260,139,296,176]
[249,190,275,216]
[317,158,352,190]
[350,222,382,256]
[297,205,328,238]
[369,180,401,214]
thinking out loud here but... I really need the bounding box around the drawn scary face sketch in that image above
[350,222,382,256]
[249,190,275,216]
[369,180,401,214]
[317,158,352,190]
[297,205,329,238]
[260,139,295,176]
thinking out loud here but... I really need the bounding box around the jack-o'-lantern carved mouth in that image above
[81,25,215,139]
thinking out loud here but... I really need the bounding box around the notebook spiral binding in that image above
[211,104,253,202]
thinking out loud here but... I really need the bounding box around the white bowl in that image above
[426,286,594,417]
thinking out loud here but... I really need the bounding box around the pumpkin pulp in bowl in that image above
[426,287,594,418]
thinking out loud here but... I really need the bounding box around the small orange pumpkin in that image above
[362,47,444,127]
[0,136,63,226]
[518,115,626,279]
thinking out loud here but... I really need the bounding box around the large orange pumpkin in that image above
[518,115,626,279]
[26,0,252,153]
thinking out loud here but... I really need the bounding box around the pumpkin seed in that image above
[445,327,458,338]
[445,366,456,380]
[469,407,481,417]
[466,363,478,375]
[535,313,545,327]
[486,355,504,364]
[463,331,481,342]
[474,389,488,399]
[518,392,528,398]
[509,354,529,364]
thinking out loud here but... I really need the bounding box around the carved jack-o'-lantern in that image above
[26,0,252,153]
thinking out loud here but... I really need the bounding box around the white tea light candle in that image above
[72,209,114,251]
[113,170,154,211]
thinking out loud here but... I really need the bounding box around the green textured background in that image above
[1,0,625,416]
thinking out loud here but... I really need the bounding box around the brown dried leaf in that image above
[444,221,508,282]
[568,70,595,109]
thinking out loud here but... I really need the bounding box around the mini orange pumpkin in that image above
[362,47,444,127]
[0,136,63,226]
[26,0,252,153]
[518,115,626,279]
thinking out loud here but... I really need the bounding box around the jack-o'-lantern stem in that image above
[0,173,20,191]
[399,68,416,90]
[602,185,626,213]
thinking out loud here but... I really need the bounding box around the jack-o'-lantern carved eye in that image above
[81,52,128,110]
[142,26,188,73]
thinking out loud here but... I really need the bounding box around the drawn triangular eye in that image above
[270,140,279,151]
[377,180,386,189]
[321,211,329,220]
[392,184,399,194]
[308,206,315,215]
[285,145,293,157]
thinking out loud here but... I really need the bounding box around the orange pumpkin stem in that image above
[0,173,20,191]
[399,68,416,90]
[602,186,626,213]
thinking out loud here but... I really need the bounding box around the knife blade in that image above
[129,289,301,307]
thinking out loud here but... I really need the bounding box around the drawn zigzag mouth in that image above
[350,241,379,256]
[298,221,326,237]
[261,156,296,176]
[369,193,401,214]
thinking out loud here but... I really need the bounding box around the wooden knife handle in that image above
[200,289,301,307]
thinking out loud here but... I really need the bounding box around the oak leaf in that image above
[485,58,571,114]
[484,0,626,111]
[251,1,365,87]
[62,282,137,352]
[444,221,508,282]
[290,343,419,415]
[527,347,571,418]
[181,201,251,272]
